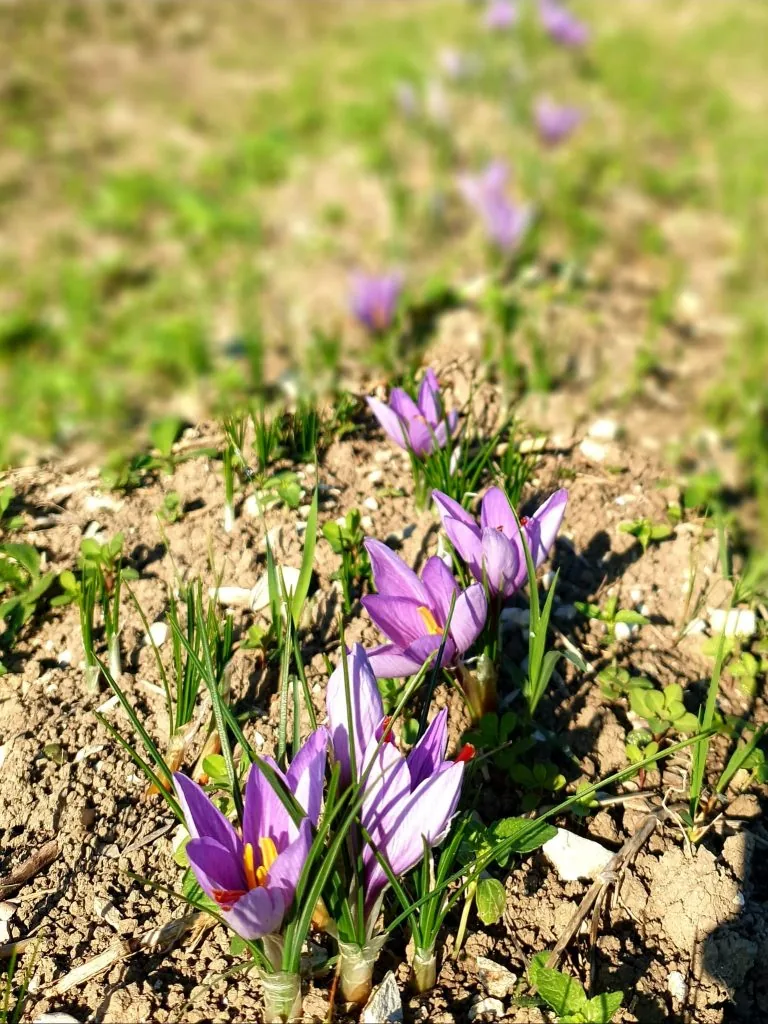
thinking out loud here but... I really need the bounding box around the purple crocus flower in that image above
[534,97,583,146]
[361,539,488,678]
[350,271,403,334]
[433,487,568,599]
[457,161,532,253]
[485,0,518,30]
[325,644,472,912]
[366,368,458,457]
[173,729,327,940]
[540,0,589,47]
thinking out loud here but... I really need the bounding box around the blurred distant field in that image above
[1,0,766,531]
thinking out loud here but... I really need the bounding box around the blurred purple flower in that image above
[350,272,403,334]
[485,0,518,30]
[361,539,488,678]
[432,487,568,598]
[534,97,583,146]
[438,47,472,81]
[540,0,589,47]
[394,81,419,119]
[366,368,458,457]
[174,729,327,940]
[324,645,472,912]
[457,161,532,253]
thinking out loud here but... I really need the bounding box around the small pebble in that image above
[708,608,756,638]
[667,971,688,1002]
[361,515,374,529]
[367,469,384,484]
[363,496,379,512]
[682,617,707,636]
[579,438,608,463]
[614,621,636,642]
[57,649,72,667]
[468,997,505,1021]
[476,957,517,998]
[361,971,402,1023]
[145,622,169,647]
[588,418,620,442]
[543,828,612,881]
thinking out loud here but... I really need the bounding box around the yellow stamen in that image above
[259,836,278,872]
[418,606,442,635]
[243,842,258,890]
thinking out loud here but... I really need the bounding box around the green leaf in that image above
[534,966,587,1017]
[292,486,318,626]
[584,990,624,1023]
[202,754,228,782]
[475,877,506,925]
[487,818,557,864]
[614,609,650,626]
[1,542,40,577]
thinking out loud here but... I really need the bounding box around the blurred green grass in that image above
[0,0,766,530]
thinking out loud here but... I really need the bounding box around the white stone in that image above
[361,515,374,530]
[542,828,613,882]
[708,608,756,638]
[579,438,608,463]
[476,957,517,998]
[57,649,72,667]
[614,621,635,642]
[368,469,384,484]
[374,449,393,463]
[209,587,253,609]
[519,436,546,454]
[588,418,620,442]
[145,622,168,647]
[614,494,636,506]
[243,495,260,518]
[250,567,302,612]
[34,1015,81,1024]
[468,997,505,1021]
[363,496,379,512]
[361,971,402,1023]
[667,971,688,1002]
[682,617,707,636]
[83,494,123,513]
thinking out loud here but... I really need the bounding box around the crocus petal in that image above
[430,420,450,451]
[243,760,297,853]
[361,595,431,649]
[481,527,520,597]
[417,369,442,424]
[267,817,313,909]
[432,490,477,530]
[174,772,241,856]
[286,727,328,826]
[449,583,488,653]
[366,396,409,451]
[186,836,247,902]
[364,761,465,910]
[528,489,568,567]
[421,556,459,625]
[365,643,423,679]
[406,709,449,788]
[364,539,430,604]
[389,387,421,423]
[480,487,517,537]
[224,882,287,941]
[443,517,484,578]
[326,643,384,785]
[403,632,457,670]
[405,416,437,457]
[361,737,411,838]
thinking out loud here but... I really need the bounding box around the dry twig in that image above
[0,839,58,894]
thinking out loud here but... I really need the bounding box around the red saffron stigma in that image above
[378,716,396,744]
[212,888,247,911]
[520,516,530,526]
[455,743,476,764]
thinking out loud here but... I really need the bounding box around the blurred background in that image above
[0,0,766,541]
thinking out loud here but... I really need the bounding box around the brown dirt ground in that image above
[1,345,766,1024]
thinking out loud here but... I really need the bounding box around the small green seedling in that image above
[157,491,184,525]
[529,954,624,1023]
[322,508,371,613]
[597,664,654,700]
[629,681,699,735]
[0,486,23,532]
[0,542,55,671]
[619,517,673,553]
[575,594,649,643]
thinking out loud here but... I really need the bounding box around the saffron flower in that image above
[350,271,403,334]
[366,368,458,458]
[173,729,327,940]
[433,487,568,598]
[534,97,583,146]
[539,0,589,48]
[325,645,471,911]
[485,0,517,30]
[457,161,532,253]
[361,539,487,678]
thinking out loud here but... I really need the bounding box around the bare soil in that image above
[1,340,766,1023]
